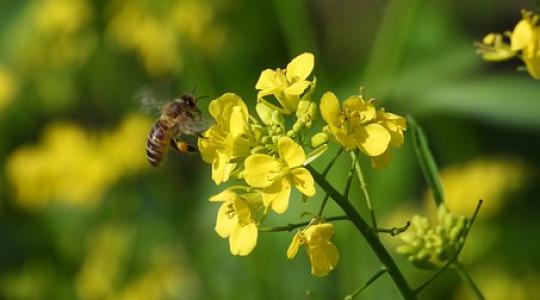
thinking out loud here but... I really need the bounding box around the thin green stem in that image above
[373,221,410,236]
[454,262,485,300]
[414,200,483,294]
[344,268,387,300]
[318,148,344,216]
[317,193,330,216]
[344,154,357,198]
[258,215,349,232]
[323,147,344,177]
[307,165,416,300]
[350,151,378,234]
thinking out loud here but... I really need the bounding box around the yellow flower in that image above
[371,109,407,169]
[255,52,315,114]
[476,10,540,79]
[475,33,516,61]
[6,115,150,210]
[0,66,17,111]
[199,93,258,185]
[210,187,264,256]
[287,222,339,277]
[424,158,525,219]
[320,91,407,168]
[512,10,540,79]
[243,137,315,213]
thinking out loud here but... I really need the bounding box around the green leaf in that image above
[405,76,540,130]
[407,116,445,207]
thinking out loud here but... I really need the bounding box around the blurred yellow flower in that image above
[107,0,225,76]
[255,52,315,114]
[199,93,258,185]
[476,10,540,79]
[32,0,91,34]
[287,222,339,277]
[320,91,406,168]
[76,224,132,299]
[425,158,526,219]
[76,224,198,300]
[15,0,97,70]
[0,66,18,111]
[454,267,540,300]
[475,33,516,61]
[6,114,151,210]
[244,137,315,213]
[210,187,264,256]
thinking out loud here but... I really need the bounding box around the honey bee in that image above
[144,93,209,167]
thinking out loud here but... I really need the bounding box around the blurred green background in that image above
[1,0,539,299]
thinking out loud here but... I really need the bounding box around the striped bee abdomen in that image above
[146,119,173,167]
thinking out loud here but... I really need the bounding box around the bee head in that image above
[164,94,199,118]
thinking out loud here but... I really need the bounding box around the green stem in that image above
[323,147,344,177]
[374,221,410,236]
[344,154,357,198]
[454,262,485,300]
[307,165,416,300]
[317,193,330,216]
[318,148,344,216]
[258,215,349,232]
[344,268,388,300]
[350,151,378,234]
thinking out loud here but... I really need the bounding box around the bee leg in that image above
[170,138,198,154]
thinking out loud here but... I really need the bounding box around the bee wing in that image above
[135,82,175,116]
[179,115,214,136]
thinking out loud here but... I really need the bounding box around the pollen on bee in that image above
[177,142,189,152]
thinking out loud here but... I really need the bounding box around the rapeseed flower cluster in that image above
[107,0,225,76]
[76,224,198,300]
[397,206,468,269]
[0,66,17,112]
[6,114,151,210]
[476,10,540,79]
[199,53,406,276]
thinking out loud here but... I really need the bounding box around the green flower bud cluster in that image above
[397,205,468,269]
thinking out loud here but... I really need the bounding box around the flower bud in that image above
[310,132,328,148]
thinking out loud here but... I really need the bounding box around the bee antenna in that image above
[196,95,210,101]
[192,84,197,96]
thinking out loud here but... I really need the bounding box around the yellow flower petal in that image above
[287,232,304,259]
[291,167,315,197]
[320,92,341,127]
[305,223,335,242]
[211,152,236,185]
[327,125,356,150]
[304,223,339,277]
[229,106,248,136]
[209,188,237,202]
[198,127,219,163]
[278,136,305,168]
[255,102,274,125]
[355,123,391,157]
[261,178,292,214]
[255,69,279,91]
[209,93,247,128]
[233,198,253,226]
[229,222,258,256]
[511,18,535,51]
[523,52,540,79]
[285,80,311,96]
[343,96,376,122]
[215,202,235,238]
[286,52,314,82]
[244,154,282,188]
[307,243,339,277]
